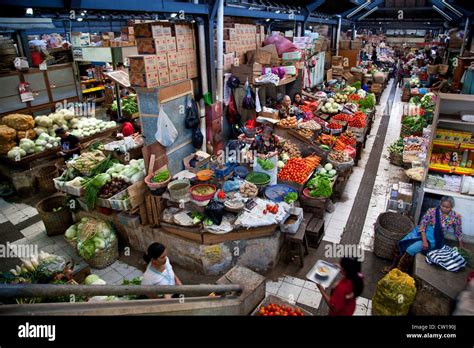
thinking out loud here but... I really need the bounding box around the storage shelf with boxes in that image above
[129,21,198,88]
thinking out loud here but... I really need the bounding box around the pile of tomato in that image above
[348,111,367,128]
[257,303,305,316]
[327,122,342,130]
[278,158,313,184]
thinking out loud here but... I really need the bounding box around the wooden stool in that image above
[285,220,309,268]
[305,215,325,248]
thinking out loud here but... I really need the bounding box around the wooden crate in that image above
[251,294,313,316]
[304,213,325,248]
[145,194,163,227]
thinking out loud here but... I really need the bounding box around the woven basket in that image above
[64,236,77,251]
[389,152,403,167]
[84,237,119,269]
[36,165,59,193]
[36,195,73,236]
[374,212,415,260]
[327,158,354,171]
[144,171,171,190]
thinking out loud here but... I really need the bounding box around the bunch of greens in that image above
[284,192,298,204]
[257,158,275,170]
[307,175,332,198]
[358,94,375,110]
[402,115,427,134]
[387,138,404,154]
[111,94,138,115]
[152,169,170,183]
[191,212,204,224]
[76,218,115,260]
[351,81,362,90]
[122,277,144,300]
[409,96,421,105]
[90,155,115,177]
[82,173,111,209]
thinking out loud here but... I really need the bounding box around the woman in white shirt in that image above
[142,243,182,298]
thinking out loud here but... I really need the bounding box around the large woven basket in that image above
[36,195,73,236]
[389,152,403,167]
[36,165,59,193]
[374,212,415,260]
[84,237,119,269]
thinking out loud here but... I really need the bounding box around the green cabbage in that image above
[84,274,100,285]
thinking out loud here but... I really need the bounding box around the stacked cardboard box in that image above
[331,55,344,80]
[130,21,198,88]
[220,19,265,65]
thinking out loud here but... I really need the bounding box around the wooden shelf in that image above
[424,187,474,200]
[81,78,98,83]
[254,76,296,86]
[437,93,474,102]
[429,164,474,175]
[438,115,474,126]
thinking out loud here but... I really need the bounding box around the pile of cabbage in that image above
[65,217,116,260]
[69,118,116,139]
[320,98,342,114]
[7,133,61,159]
[34,108,77,137]
[84,274,119,302]
[105,159,146,184]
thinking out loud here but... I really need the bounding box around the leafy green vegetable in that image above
[284,192,298,204]
[257,158,275,170]
[387,138,404,154]
[90,155,114,177]
[402,115,427,133]
[82,173,111,209]
[358,93,376,110]
[191,212,204,224]
[111,94,138,115]
[152,170,170,183]
[351,81,362,90]
[307,175,332,198]
[204,218,214,226]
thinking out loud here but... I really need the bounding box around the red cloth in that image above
[328,278,356,316]
[121,122,134,137]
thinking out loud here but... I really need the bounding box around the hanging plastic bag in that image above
[255,87,262,113]
[205,200,225,225]
[192,128,203,149]
[224,73,232,106]
[155,106,178,147]
[242,79,255,110]
[227,91,239,125]
[185,96,199,129]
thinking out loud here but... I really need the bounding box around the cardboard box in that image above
[186,52,197,67]
[351,40,362,50]
[174,23,193,36]
[167,51,178,67]
[176,36,186,51]
[155,37,167,52]
[224,52,235,72]
[282,51,302,61]
[128,55,158,73]
[185,35,195,50]
[166,37,176,51]
[136,38,157,54]
[332,55,343,66]
[260,108,279,120]
[158,68,170,85]
[156,53,169,69]
[128,26,134,35]
[152,23,173,37]
[187,64,198,78]
[339,40,351,50]
[169,66,180,83]
[231,63,262,81]
[177,65,187,81]
[176,51,187,66]
[134,23,153,38]
[246,49,272,65]
[129,71,159,88]
[224,28,236,41]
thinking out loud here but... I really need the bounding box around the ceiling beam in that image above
[351,0,384,20]
[306,0,325,13]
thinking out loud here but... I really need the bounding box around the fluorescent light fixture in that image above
[441,0,462,17]
[433,5,452,21]
[102,15,105,19]
[170,13,177,18]
[347,0,371,19]
[77,17,83,22]
[275,10,280,13]
[358,6,378,20]
[26,8,33,15]
[266,18,271,22]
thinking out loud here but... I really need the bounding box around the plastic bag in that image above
[263,35,298,56]
[242,80,255,110]
[372,269,416,316]
[205,200,225,225]
[192,128,203,149]
[155,106,178,147]
[227,92,239,125]
[222,179,242,193]
[185,96,199,129]
[255,87,262,113]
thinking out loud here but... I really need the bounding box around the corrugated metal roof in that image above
[0,18,55,30]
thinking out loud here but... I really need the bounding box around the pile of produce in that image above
[372,269,416,316]
[69,150,109,176]
[317,134,336,147]
[387,138,404,155]
[279,116,298,128]
[98,178,130,199]
[327,122,342,130]
[358,94,376,110]
[69,217,116,260]
[111,94,138,115]
[151,169,170,183]
[256,303,305,316]
[69,118,116,139]
[333,139,348,152]
[284,192,298,204]
[31,133,61,154]
[348,111,367,128]
[0,125,17,155]
[318,163,337,178]
[257,158,275,170]
[280,139,301,159]
[263,203,279,214]
[332,113,352,122]
[320,98,342,114]
[82,173,111,209]
[339,131,357,146]
[34,109,76,137]
[296,128,313,139]
[328,150,351,163]
[3,114,35,131]
[298,120,321,131]
[278,158,315,184]
[105,159,146,183]
[334,93,348,103]
[402,115,427,134]
[306,174,332,198]
[239,181,258,197]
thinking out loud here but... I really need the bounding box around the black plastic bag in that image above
[205,200,225,225]
[242,85,255,110]
[192,128,203,149]
[185,97,199,129]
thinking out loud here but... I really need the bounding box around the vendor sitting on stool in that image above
[55,127,80,161]
[384,195,464,274]
[118,118,136,138]
[142,242,182,299]
[250,126,279,185]
[293,93,305,106]
[278,95,293,118]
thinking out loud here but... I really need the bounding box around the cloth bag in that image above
[155,106,178,147]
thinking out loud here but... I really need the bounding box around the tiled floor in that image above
[265,276,372,316]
